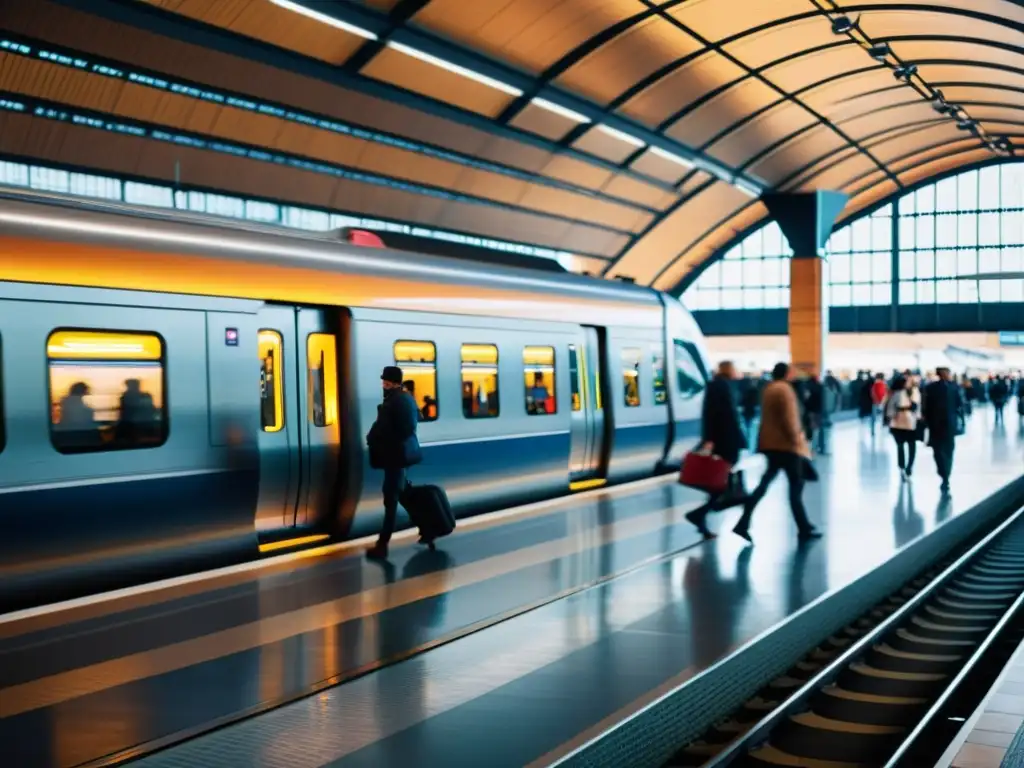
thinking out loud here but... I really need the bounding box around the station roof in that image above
[0,0,1019,292]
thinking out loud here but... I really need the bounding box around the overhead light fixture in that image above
[597,124,645,148]
[867,43,891,61]
[530,97,590,124]
[649,146,694,168]
[386,41,523,97]
[930,91,952,114]
[831,15,854,34]
[893,63,918,82]
[733,178,761,198]
[269,0,378,40]
[956,118,976,132]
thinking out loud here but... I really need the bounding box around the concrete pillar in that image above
[763,190,849,376]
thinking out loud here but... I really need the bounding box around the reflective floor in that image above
[2,412,1021,768]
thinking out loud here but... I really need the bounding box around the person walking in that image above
[886,375,921,481]
[870,373,888,437]
[685,360,747,539]
[922,367,962,495]
[733,362,820,544]
[990,374,1009,426]
[366,365,422,560]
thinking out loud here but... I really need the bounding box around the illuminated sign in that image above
[225,328,239,346]
[998,331,1024,347]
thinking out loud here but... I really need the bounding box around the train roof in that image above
[0,188,664,327]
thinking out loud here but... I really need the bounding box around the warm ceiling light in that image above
[269,0,378,40]
[597,124,645,148]
[867,43,891,61]
[649,146,694,169]
[530,97,590,123]
[386,41,523,97]
[893,64,918,82]
[733,178,761,198]
[831,16,854,34]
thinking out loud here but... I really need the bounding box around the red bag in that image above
[680,450,731,494]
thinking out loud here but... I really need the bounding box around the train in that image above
[0,189,712,611]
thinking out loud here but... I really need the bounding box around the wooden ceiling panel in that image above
[841,177,899,223]
[790,150,876,194]
[896,148,996,191]
[413,0,634,74]
[600,175,678,210]
[941,85,1024,104]
[539,154,615,191]
[435,204,571,250]
[863,9,1024,50]
[705,101,818,168]
[653,202,769,292]
[517,185,652,233]
[609,181,752,284]
[781,146,859,191]
[663,78,779,148]
[139,0,364,65]
[888,139,993,176]
[629,150,691,185]
[763,45,876,95]
[620,53,747,127]
[667,0,811,42]
[867,123,965,166]
[572,127,643,165]
[0,53,123,114]
[555,223,631,256]
[360,47,515,118]
[724,16,834,70]
[851,0,1024,26]
[926,65,1024,91]
[556,17,703,106]
[839,101,939,142]
[508,102,577,141]
[747,125,847,186]
[800,72,909,122]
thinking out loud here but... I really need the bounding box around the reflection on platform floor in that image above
[1,412,1022,768]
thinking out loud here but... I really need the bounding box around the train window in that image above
[395,340,438,422]
[307,333,338,427]
[568,344,582,412]
[652,346,667,405]
[461,343,500,419]
[258,330,284,432]
[524,346,556,415]
[47,329,168,454]
[622,347,642,407]
[673,339,709,400]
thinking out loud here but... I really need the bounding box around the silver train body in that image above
[0,191,712,610]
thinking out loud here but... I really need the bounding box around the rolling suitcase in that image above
[401,483,455,545]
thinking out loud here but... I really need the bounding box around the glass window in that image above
[936,214,958,247]
[831,283,852,306]
[917,280,936,303]
[979,279,1001,303]
[898,280,915,304]
[916,250,935,279]
[830,253,851,283]
[936,279,957,304]
[872,251,892,283]
[651,346,667,405]
[1003,211,1023,246]
[979,166,1001,209]
[957,279,978,304]
[461,343,499,418]
[872,217,892,252]
[763,258,784,287]
[720,288,742,309]
[568,344,582,412]
[1004,247,1023,273]
[936,177,957,212]
[957,212,977,247]
[979,213,1001,246]
[622,347,642,407]
[258,330,284,432]
[936,250,956,278]
[742,287,764,309]
[673,339,707,400]
[1002,279,1024,303]
[871,283,891,305]
[47,329,167,453]
[852,217,871,251]
[979,248,1001,275]
[898,216,915,250]
[395,340,438,422]
[763,287,783,308]
[720,261,742,287]
[916,215,935,248]
[898,192,915,215]
[958,170,978,211]
[917,184,936,213]
[956,249,977,277]
[830,225,851,253]
[307,333,337,427]
[763,222,783,254]
[524,346,556,415]
[899,250,916,280]
[852,283,871,306]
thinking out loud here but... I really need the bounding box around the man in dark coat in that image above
[685,360,747,538]
[922,367,962,495]
[366,365,422,560]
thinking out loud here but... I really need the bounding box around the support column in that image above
[763,190,848,376]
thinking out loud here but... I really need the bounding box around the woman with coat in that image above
[886,375,921,481]
[685,360,747,539]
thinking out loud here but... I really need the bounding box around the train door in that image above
[568,326,607,486]
[295,309,341,527]
[255,306,301,532]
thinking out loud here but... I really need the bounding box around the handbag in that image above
[680,449,731,494]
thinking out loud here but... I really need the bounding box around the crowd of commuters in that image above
[686,361,1021,542]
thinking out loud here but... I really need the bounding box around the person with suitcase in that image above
[366,365,422,560]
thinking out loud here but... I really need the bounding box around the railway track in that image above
[666,504,1024,768]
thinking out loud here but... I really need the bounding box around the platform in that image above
[1,413,1022,768]
[942,636,1024,768]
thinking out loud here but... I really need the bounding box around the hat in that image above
[381,365,403,384]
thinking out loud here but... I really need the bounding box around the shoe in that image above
[798,528,822,541]
[366,543,389,560]
[732,523,752,544]
[685,510,715,539]
[417,536,436,550]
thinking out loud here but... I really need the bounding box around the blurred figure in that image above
[990,374,1009,426]
[886,375,920,482]
[858,373,874,433]
[55,381,99,449]
[803,371,825,455]
[870,373,888,436]
[739,375,759,446]
[366,365,422,560]
[685,360,747,539]
[528,372,550,414]
[922,367,963,495]
[116,378,157,443]
[733,362,819,544]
